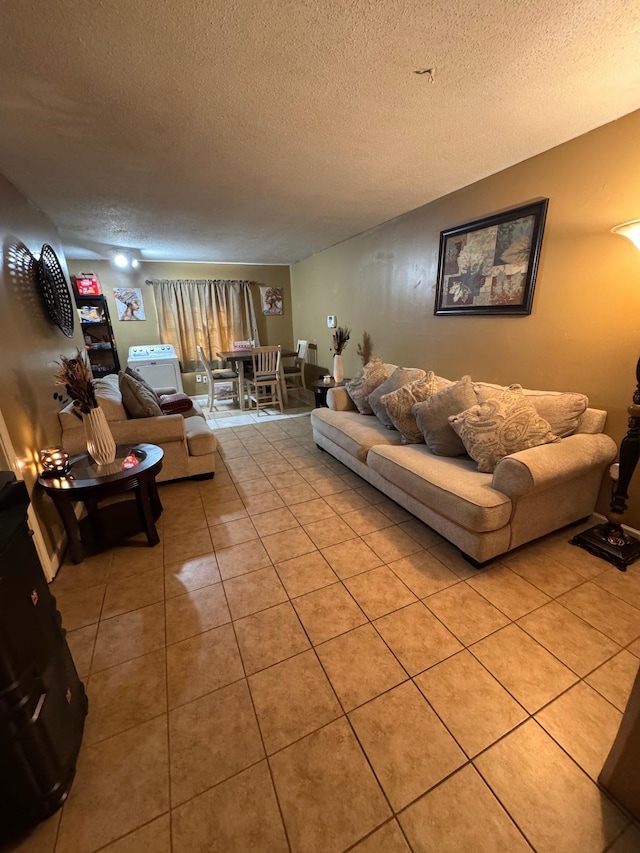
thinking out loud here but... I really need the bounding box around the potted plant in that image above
[54,350,116,465]
[331,327,350,384]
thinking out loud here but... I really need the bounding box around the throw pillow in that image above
[473,382,588,438]
[380,371,443,443]
[125,365,161,403]
[449,385,560,473]
[118,372,163,419]
[369,367,426,428]
[159,392,194,415]
[93,374,128,421]
[345,358,389,414]
[412,375,477,456]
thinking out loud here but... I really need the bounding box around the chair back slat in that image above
[251,345,281,376]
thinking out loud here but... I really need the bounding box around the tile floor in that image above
[6,413,640,853]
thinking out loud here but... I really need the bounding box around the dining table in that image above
[217,347,297,410]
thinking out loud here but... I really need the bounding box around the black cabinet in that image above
[73,291,121,378]
[0,473,87,834]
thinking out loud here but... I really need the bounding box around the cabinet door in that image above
[0,641,87,828]
[0,522,63,689]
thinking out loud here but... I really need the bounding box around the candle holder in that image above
[39,446,71,478]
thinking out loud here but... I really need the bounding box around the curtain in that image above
[147,279,259,370]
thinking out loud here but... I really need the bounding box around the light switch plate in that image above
[327,315,336,328]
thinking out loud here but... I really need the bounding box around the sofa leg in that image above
[191,472,215,481]
[462,552,494,570]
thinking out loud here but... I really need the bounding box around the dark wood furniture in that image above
[72,291,121,378]
[0,473,86,832]
[38,443,163,564]
[312,378,348,408]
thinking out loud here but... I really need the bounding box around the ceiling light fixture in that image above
[113,254,128,268]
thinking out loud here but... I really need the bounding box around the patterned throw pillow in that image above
[369,367,427,428]
[345,358,389,414]
[380,371,443,443]
[412,375,477,456]
[449,385,560,473]
[473,382,588,438]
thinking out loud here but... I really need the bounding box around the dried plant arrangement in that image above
[54,349,98,414]
[331,326,351,355]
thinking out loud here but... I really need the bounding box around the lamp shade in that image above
[611,219,640,251]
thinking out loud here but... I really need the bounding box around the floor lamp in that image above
[572,219,640,571]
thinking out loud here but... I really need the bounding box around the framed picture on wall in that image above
[434,199,549,316]
[113,287,146,321]
[260,286,283,315]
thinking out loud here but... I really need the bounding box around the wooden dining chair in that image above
[196,345,239,409]
[283,339,308,394]
[246,346,283,415]
[231,339,256,400]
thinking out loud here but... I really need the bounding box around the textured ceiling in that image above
[1,0,639,264]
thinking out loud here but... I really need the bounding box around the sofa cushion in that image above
[345,358,389,414]
[367,444,512,532]
[119,372,163,418]
[380,371,445,444]
[473,382,588,438]
[369,367,426,428]
[184,415,217,456]
[413,375,477,456]
[311,408,403,463]
[93,374,129,421]
[450,385,560,473]
[125,366,161,403]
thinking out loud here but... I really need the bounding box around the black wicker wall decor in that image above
[33,244,75,337]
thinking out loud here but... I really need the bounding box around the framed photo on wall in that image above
[434,199,548,316]
[113,287,146,321]
[259,286,283,315]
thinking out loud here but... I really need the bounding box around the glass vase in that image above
[333,354,344,384]
[82,406,117,465]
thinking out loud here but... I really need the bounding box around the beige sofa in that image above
[58,374,216,482]
[311,380,617,565]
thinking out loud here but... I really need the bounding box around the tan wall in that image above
[0,174,88,560]
[67,261,292,394]
[291,110,640,528]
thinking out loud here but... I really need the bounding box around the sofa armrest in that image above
[107,414,187,445]
[327,386,357,411]
[492,433,617,498]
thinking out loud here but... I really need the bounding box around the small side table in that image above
[312,378,350,408]
[39,443,164,564]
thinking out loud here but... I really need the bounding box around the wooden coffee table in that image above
[38,443,164,564]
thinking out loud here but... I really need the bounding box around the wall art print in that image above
[434,199,548,316]
[260,286,283,315]
[113,287,146,321]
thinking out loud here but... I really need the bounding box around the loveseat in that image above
[311,364,617,565]
[58,373,216,482]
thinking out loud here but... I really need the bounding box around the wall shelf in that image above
[71,287,121,378]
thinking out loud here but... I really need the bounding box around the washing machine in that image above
[127,344,184,393]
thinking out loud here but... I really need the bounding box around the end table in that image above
[39,443,164,564]
[312,378,349,408]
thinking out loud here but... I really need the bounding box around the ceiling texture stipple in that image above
[0,0,639,264]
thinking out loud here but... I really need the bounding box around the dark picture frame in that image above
[434,199,549,316]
